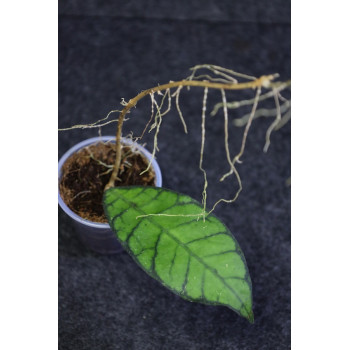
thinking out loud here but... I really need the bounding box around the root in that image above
[71,190,92,202]
[189,64,256,82]
[210,82,290,117]
[275,110,291,130]
[85,146,114,169]
[59,65,290,216]
[172,86,188,133]
[136,213,205,220]
[264,88,281,153]
[135,93,156,141]
[140,88,171,175]
[58,109,123,131]
[209,86,262,213]
[199,87,209,219]
[220,88,234,178]
[232,100,291,127]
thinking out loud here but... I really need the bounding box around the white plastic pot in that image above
[58,136,162,254]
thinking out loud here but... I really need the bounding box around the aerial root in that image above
[233,100,291,127]
[199,87,209,220]
[189,64,256,82]
[220,88,235,178]
[208,86,262,213]
[134,93,156,142]
[210,82,290,117]
[172,86,188,133]
[275,110,291,130]
[59,65,290,218]
[136,213,206,220]
[58,109,124,131]
[140,88,171,175]
[264,88,281,153]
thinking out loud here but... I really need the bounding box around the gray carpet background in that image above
[59,1,291,349]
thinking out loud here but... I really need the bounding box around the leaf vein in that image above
[125,219,144,245]
[203,249,237,258]
[181,256,191,295]
[150,231,163,276]
[185,231,230,245]
[168,245,179,280]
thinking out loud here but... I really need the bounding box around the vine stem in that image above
[104,75,277,191]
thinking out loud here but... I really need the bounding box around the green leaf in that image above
[103,186,254,322]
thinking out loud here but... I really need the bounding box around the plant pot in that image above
[58,136,162,254]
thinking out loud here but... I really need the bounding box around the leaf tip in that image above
[238,304,254,324]
[247,310,254,324]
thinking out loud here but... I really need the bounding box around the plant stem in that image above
[104,75,279,191]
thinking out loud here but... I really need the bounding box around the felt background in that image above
[58,1,291,349]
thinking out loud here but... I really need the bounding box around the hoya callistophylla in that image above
[60,65,291,322]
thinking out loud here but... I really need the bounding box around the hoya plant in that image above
[59,64,291,323]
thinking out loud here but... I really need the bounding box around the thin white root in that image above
[233,86,262,163]
[220,88,235,176]
[58,109,123,131]
[220,87,262,182]
[233,100,291,127]
[140,89,171,175]
[208,87,262,213]
[71,191,91,202]
[189,64,256,81]
[189,74,235,84]
[199,87,209,219]
[275,110,291,131]
[172,86,188,133]
[135,93,156,141]
[210,82,289,117]
[208,170,242,215]
[136,213,205,220]
[264,88,281,152]
[85,146,114,169]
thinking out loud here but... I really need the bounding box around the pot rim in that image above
[58,136,162,229]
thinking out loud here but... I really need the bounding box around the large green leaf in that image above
[103,186,253,322]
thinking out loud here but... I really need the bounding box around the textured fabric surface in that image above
[58,0,290,24]
[59,3,290,349]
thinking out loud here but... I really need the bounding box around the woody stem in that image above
[104,75,281,191]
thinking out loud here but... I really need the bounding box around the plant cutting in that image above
[59,64,291,323]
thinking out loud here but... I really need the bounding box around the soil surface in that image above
[59,141,156,223]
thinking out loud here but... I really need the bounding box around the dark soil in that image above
[59,141,156,223]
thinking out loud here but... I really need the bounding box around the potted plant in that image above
[58,135,162,254]
[59,64,291,323]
